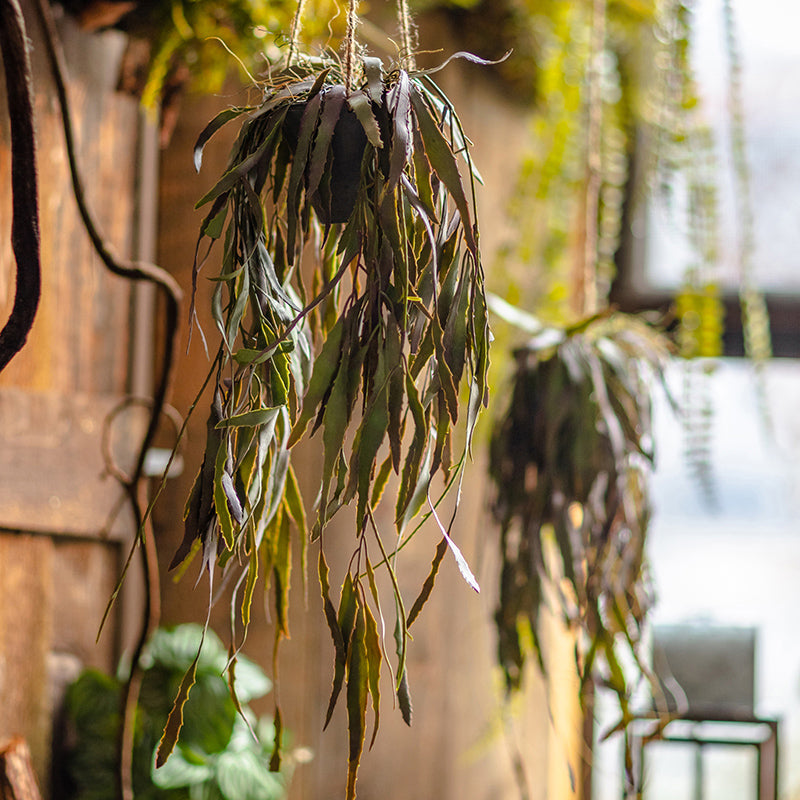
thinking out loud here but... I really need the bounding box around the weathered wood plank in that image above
[0,389,143,539]
[0,534,53,783]
[0,737,44,800]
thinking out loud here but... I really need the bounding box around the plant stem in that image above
[397,0,416,71]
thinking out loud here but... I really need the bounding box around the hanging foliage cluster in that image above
[489,313,671,725]
[162,43,491,797]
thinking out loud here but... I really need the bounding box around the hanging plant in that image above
[489,312,670,728]
[159,5,492,796]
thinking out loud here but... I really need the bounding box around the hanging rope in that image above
[396,0,416,71]
[343,0,359,91]
[285,0,306,69]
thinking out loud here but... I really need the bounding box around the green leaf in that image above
[409,83,476,256]
[214,439,235,551]
[396,668,413,727]
[274,511,292,636]
[387,71,412,191]
[316,344,352,535]
[216,749,286,800]
[346,600,368,800]
[363,603,382,749]
[156,651,201,767]
[200,194,229,240]
[216,407,282,429]
[407,536,448,627]
[348,90,383,148]
[307,86,346,198]
[286,92,323,260]
[193,106,251,173]
[151,746,214,789]
[195,116,284,208]
[324,573,357,729]
[289,314,345,446]
[228,653,271,704]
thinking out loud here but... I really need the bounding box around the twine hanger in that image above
[285,0,418,88]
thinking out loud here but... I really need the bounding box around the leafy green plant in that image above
[158,24,492,795]
[63,624,289,800]
[489,312,670,729]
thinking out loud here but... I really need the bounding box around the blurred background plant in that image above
[61,624,295,800]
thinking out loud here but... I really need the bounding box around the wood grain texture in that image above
[0,737,44,800]
[0,534,53,783]
[0,2,138,395]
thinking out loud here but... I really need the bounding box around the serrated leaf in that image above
[289,314,345,446]
[274,511,292,636]
[195,116,284,208]
[387,71,412,191]
[348,90,383,147]
[396,668,412,726]
[428,499,480,594]
[286,93,323,260]
[363,602,382,749]
[214,440,235,551]
[406,536,448,627]
[193,106,251,172]
[156,651,201,767]
[307,85,346,198]
[324,573,357,729]
[409,84,476,256]
[216,407,282,429]
[346,600,368,800]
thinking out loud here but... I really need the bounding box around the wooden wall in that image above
[0,3,151,791]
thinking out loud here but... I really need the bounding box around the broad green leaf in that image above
[151,746,214,789]
[216,749,286,800]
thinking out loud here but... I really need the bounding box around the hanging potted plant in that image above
[157,3,495,796]
[489,312,670,716]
